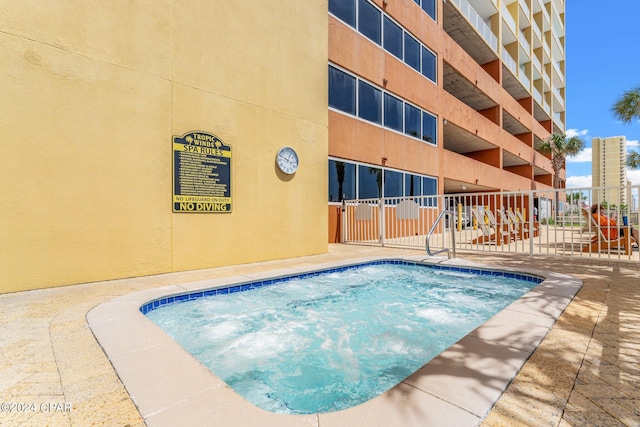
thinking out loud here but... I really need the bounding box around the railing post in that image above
[379,198,385,246]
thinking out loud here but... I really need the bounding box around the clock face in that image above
[276,147,299,175]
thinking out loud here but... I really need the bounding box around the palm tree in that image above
[536,133,586,190]
[611,84,640,169]
[627,150,640,169]
[537,133,585,219]
[611,85,640,123]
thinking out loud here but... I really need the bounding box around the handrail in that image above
[426,209,456,258]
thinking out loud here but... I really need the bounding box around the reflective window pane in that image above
[384,93,403,132]
[358,81,382,124]
[358,165,382,198]
[358,0,381,45]
[383,16,402,60]
[421,0,436,20]
[421,46,437,82]
[404,174,421,197]
[329,0,356,27]
[329,66,356,115]
[404,104,421,139]
[422,111,437,145]
[384,170,403,198]
[404,33,421,72]
[328,160,356,202]
[423,176,438,206]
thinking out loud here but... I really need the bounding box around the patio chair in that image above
[503,209,529,239]
[470,207,513,245]
[581,210,636,256]
[514,209,539,238]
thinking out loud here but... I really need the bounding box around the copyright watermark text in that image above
[1,402,72,413]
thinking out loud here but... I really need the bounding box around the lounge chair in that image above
[513,209,539,238]
[581,210,636,256]
[503,209,528,239]
[470,208,513,245]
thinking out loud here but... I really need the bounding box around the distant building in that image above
[591,136,628,206]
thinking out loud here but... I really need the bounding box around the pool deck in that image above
[1,244,639,426]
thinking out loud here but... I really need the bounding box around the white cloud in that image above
[566,128,589,138]
[566,147,592,163]
[566,175,592,188]
[628,169,640,185]
[627,139,639,148]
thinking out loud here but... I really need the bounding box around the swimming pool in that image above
[142,260,543,414]
[88,255,581,426]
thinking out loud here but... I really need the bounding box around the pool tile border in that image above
[87,256,582,427]
[139,259,544,315]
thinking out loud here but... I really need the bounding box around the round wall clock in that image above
[276,146,299,175]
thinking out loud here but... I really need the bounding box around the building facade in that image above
[327,0,566,241]
[1,1,568,293]
[592,135,629,207]
[1,2,329,293]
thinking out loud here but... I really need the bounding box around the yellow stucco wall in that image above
[0,1,328,293]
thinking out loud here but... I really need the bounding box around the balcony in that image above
[519,0,531,19]
[502,4,517,35]
[519,30,531,54]
[502,49,518,76]
[444,0,499,65]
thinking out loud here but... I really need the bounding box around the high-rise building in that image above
[592,135,628,206]
[328,0,566,240]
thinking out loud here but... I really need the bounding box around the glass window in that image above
[329,66,356,115]
[358,165,382,198]
[422,111,437,145]
[404,33,421,72]
[384,170,403,198]
[383,16,402,60]
[358,0,381,45]
[404,104,421,139]
[413,0,420,5]
[329,0,356,28]
[404,174,421,197]
[421,0,436,20]
[421,46,437,82]
[423,176,438,207]
[358,81,382,124]
[328,160,356,202]
[384,93,403,132]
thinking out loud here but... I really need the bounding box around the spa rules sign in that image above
[172,131,232,212]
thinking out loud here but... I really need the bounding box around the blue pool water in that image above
[144,261,541,414]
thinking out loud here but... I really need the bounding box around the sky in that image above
[564,0,640,187]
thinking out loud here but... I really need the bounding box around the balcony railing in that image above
[533,87,543,104]
[519,0,531,19]
[450,0,499,51]
[502,4,517,34]
[519,72,531,90]
[502,49,518,75]
[519,30,531,54]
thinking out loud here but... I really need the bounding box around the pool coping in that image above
[87,255,583,427]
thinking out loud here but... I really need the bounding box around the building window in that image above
[384,93,403,132]
[383,16,403,60]
[358,81,382,124]
[329,66,356,115]
[421,46,437,82]
[404,174,421,197]
[423,176,437,206]
[404,104,421,139]
[329,65,438,145]
[358,165,383,198]
[420,0,436,21]
[384,170,403,197]
[422,111,436,145]
[331,0,438,84]
[404,33,421,72]
[329,0,356,28]
[358,0,381,45]
[328,159,439,202]
[328,160,356,202]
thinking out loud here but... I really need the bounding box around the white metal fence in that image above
[340,185,640,262]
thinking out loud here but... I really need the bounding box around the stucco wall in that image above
[0,1,328,293]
